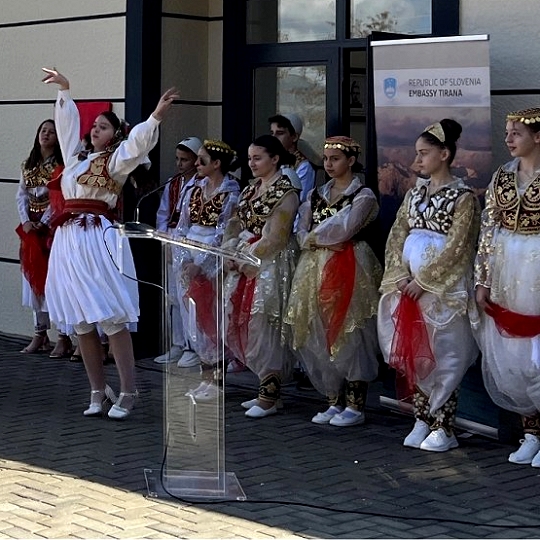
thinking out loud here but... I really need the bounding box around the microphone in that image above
[133,174,179,223]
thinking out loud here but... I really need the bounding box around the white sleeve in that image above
[15,171,29,223]
[107,116,161,182]
[54,90,83,164]
[156,183,171,232]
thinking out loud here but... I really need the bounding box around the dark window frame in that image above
[223,0,459,163]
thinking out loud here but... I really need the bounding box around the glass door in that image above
[253,64,328,170]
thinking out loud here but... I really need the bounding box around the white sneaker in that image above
[312,406,343,425]
[241,398,284,410]
[185,381,209,397]
[328,407,365,427]
[241,398,259,410]
[177,350,200,368]
[508,433,540,464]
[193,382,220,402]
[420,428,459,452]
[530,449,540,468]
[154,345,184,364]
[245,404,277,418]
[403,420,431,448]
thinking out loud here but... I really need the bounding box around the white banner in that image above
[372,35,492,227]
[374,67,491,108]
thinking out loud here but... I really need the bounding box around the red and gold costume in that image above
[285,174,382,410]
[223,172,299,401]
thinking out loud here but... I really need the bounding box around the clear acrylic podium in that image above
[118,222,260,500]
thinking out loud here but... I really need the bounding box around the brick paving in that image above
[0,332,540,539]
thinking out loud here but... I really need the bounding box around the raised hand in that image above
[41,67,70,90]
[152,87,180,121]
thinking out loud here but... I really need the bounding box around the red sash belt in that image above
[389,294,436,401]
[319,242,355,353]
[485,300,540,338]
[53,199,113,228]
[15,224,51,298]
[226,236,260,363]
[185,275,217,345]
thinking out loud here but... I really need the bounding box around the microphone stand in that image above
[133,174,179,224]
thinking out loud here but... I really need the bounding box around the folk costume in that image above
[285,138,382,426]
[154,137,202,364]
[45,89,160,335]
[378,175,480,440]
[16,155,62,336]
[223,171,300,414]
[474,110,540,453]
[173,141,240,395]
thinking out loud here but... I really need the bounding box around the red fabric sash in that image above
[227,274,256,364]
[226,236,260,364]
[16,224,51,298]
[185,274,217,345]
[389,294,436,401]
[485,300,540,338]
[47,166,65,225]
[52,199,112,228]
[318,242,356,353]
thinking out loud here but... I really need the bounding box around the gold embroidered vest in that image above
[188,185,227,226]
[408,184,471,235]
[21,157,59,212]
[237,175,298,236]
[493,167,540,234]
[22,158,57,189]
[310,186,361,226]
[77,153,121,195]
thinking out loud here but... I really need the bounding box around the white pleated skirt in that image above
[45,215,139,331]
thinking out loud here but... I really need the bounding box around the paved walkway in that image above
[0,332,540,539]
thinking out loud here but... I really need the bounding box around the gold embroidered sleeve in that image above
[415,192,480,296]
[221,213,243,250]
[380,192,412,294]
[474,184,498,288]
[251,190,298,260]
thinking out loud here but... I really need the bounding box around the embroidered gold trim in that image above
[203,139,236,156]
[22,159,57,188]
[493,167,540,234]
[424,122,445,143]
[77,154,121,195]
[506,107,540,125]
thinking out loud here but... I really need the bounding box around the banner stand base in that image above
[144,469,247,501]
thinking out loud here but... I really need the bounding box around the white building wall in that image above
[160,0,222,180]
[0,1,127,338]
[461,0,540,169]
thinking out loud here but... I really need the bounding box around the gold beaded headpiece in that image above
[203,139,237,156]
[506,108,540,125]
[423,122,445,143]
[323,136,361,155]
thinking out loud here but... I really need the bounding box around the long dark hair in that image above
[24,119,63,170]
[85,110,128,153]
[251,134,295,167]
